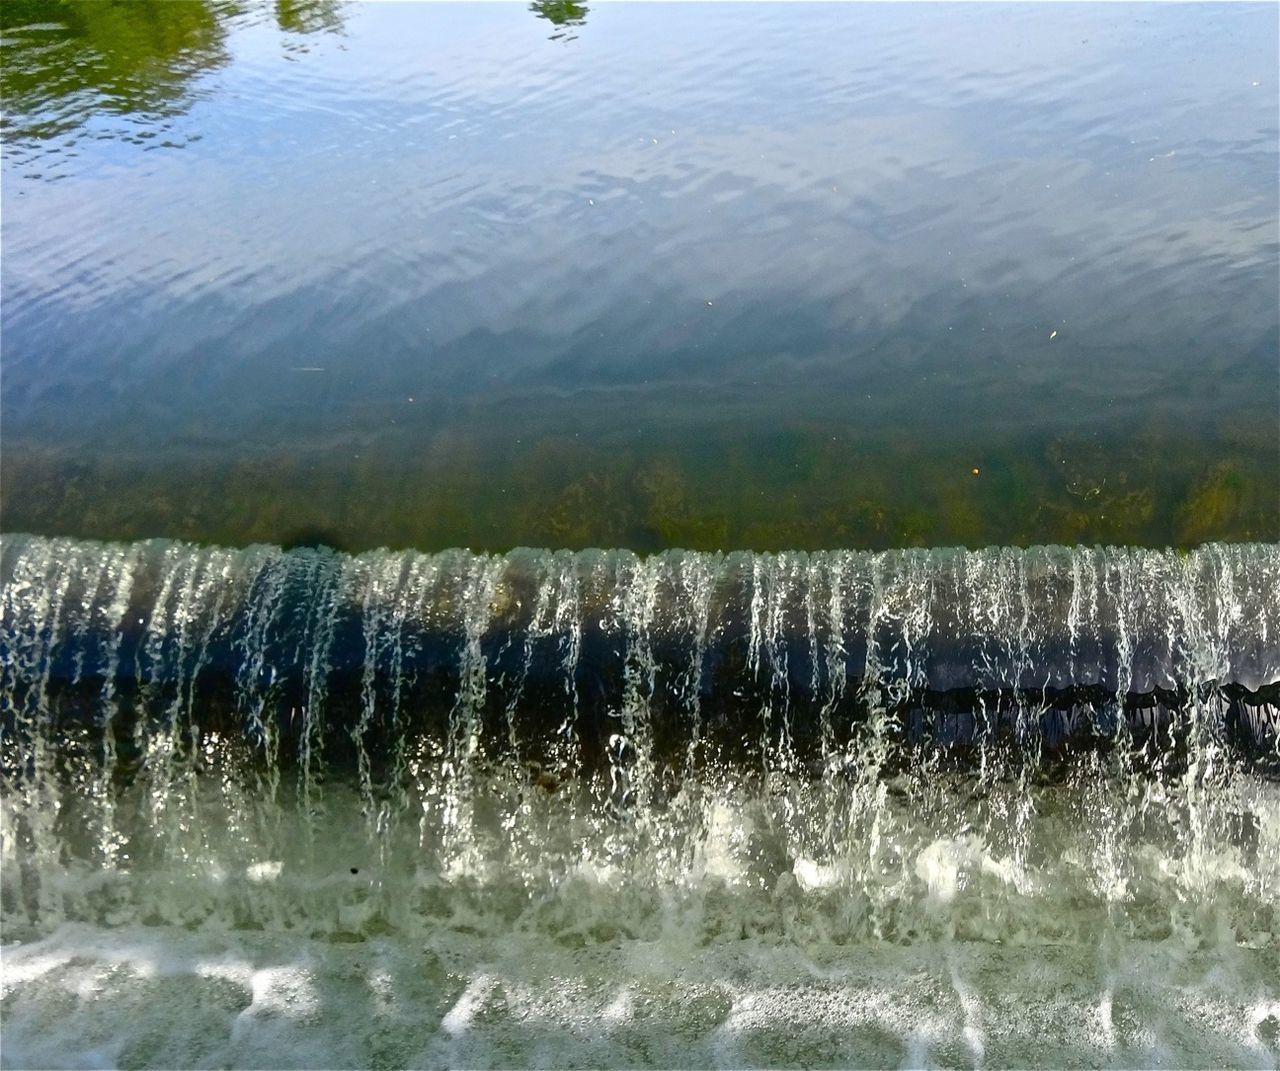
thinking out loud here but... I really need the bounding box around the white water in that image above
[2,537,1279,1068]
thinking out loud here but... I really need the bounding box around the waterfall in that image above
[3,534,1279,1067]
[3,536,1276,785]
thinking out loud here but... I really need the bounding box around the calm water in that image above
[1,1,1277,551]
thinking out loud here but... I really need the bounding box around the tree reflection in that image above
[0,0,345,147]
[529,0,588,42]
[0,0,229,141]
[276,0,344,37]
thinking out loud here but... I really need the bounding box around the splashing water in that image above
[2,535,1278,1068]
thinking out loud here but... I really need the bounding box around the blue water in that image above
[1,2,1277,549]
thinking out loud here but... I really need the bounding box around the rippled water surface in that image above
[2,1,1277,550]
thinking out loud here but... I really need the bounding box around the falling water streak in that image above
[391,552,439,840]
[500,560,546,761]
[231,548,286,840]
[663,552,718,876]
[550,549,585,773]
[353,557,383,824]
[90,543,141,867]
[610,555,660,830]
[17,541,82,923]
[1179,544,1237,892]
[440,554,503,863]
[678,554,712,762]
[821,553,847,761]
[147,547,230,863]
[174,550,240,866]
[350,551,416,841]
[849,552,894,918]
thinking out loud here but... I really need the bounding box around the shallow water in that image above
[4,782,1279,1070]
[2,1,1277,550]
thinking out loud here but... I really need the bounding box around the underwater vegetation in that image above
[3,418,1275,554]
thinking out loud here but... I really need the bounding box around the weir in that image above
[5,7,1279,1063]
[3,534,1278,784]
[4,535,1280,1067]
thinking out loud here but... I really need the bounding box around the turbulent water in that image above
[2,534,1279,1068]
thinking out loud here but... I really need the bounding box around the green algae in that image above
[5,417,1275,552]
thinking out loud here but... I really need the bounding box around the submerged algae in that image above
[3,417,1274,553]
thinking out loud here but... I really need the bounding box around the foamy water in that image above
[3,537,1278,1067]
[5,766,1279,1069]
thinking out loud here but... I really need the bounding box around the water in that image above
[2,4,1279,1067]
[1,1,1277,551]
[2,534,1279,1067]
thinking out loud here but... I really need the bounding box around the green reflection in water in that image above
[0,0,228,141]
[0,0,343,144]
[275,0,343,37]
[529,0,588,41]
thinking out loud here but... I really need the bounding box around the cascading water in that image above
[2,534,1279,1068]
